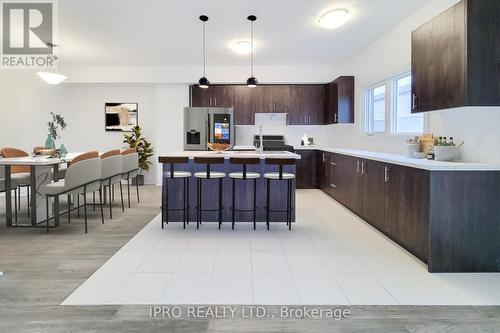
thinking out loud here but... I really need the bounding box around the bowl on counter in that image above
[434,146,460,161]
[207,143,231,153]
[413,152,427,159]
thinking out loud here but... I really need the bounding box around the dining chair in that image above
[0,164,19,224]
[121,148,140,208]
[100,150,124,219]
[0,148,32,216]
[41,153,102,233]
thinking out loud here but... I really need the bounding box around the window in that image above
[366,84,386,133]
[364,73,425,135]
[392,74,424,134]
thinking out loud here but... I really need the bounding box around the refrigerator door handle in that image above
[206,114,211,146]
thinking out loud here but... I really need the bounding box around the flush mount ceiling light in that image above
[246,15,258,88]
[36,53,67,85]
[317,8,350,29]
[198,15,210,89]
[231,41,253,55]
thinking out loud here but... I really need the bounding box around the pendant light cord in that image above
[202,21,206,77]
[250,20,254,77]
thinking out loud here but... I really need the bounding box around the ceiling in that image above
[57,0,428,67]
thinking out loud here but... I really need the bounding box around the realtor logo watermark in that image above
[1,0,57,68]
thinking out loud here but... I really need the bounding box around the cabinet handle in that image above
[323,153,326,162]
[214,97,217,106]
[384,166,390,182]
[209,98,212,106]
[361,161,366,175]
[356,160,360,174]
[335,113,338,123]
[412,94,418,110]
[331,162,336,166]
[330,184,337,188]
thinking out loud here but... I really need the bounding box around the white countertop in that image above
[294,146,500,171]
[159,150,301,160]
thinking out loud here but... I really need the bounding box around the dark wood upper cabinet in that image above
[325,76,354,124]
[190,85,234,107]
[288,85,325,125]
[233,86,255,125]
[254,85,290,114]
[411,0,500,113]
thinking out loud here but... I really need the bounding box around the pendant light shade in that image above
[246,76,258,88]
[198,76,210,89]
[246,15,258,88]
[198,15,210,89]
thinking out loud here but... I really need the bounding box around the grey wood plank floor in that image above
[0,186,499,332]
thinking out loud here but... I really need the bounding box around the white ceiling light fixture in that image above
[231,41,253,55]
[317,8,351,30]
[36,44,67,85]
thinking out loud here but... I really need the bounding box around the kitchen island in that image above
[158,151,301,227]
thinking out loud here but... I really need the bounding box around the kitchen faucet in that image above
[259,125,264,154]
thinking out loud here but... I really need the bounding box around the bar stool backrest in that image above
[70,151,99,165]
[265,158,296,180]
[100,150,123,180]
[122,151,139,174]
[194,156,225,179]
[158,156,189,178]
[0,147,30,174]
[65,157,102,192]
[230,157,260,180]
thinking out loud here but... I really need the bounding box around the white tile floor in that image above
[62,190,500,306]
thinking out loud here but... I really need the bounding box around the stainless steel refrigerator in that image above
[184,107,235,150]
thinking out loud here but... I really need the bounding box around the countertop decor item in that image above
[207,143,231,152]
[123,125,154,185]
[434,146,461,161]
[46,112,67,149]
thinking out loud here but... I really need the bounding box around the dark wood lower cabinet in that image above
[295,150,318,189]
[319,150,500,272]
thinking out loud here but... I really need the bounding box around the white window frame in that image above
[362,71,428,136]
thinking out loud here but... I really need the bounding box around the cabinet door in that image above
[337,76,355,123]
[411,0,465,113]
[254,86,274,113]
[289,85,325,125]
[190,85,212,107]
[360,159,386,229]
[272,85,290,114]
[234,86,255,125]
[317,151,331,194]
[385,164,430,261]
[211,85,235,107]
[325,82,338,124]
[296,150,317,189]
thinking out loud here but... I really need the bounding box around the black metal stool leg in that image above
[120,182,125,212]
[127,177,131,208]
[232,178,235,230]
[108,184,113,219]
[196,178,200,229]
[165,178,169,225]
[27,186,30,218]
[46,197,50,233]
[266,178,270,230]
[287,179,292,230]
[93,192,96,211]
[186,178,190,225]
[136,177,140,203]
[219,178,223,229]
[99,188,104,224]
[253,178,257,230]
[183,178,187,229]
[83,192,88,234]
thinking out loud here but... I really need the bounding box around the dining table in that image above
[0,153,82,228]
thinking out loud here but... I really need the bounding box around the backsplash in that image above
[235,125,330,148]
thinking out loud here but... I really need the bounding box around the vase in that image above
[45,135,55,149]
[59,144,68,157]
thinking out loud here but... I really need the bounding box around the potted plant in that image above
[46,112,67,152]
[123,125,154,186]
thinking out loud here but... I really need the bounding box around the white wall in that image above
[330,0,500,163]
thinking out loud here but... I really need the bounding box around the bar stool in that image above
[159,156,191,229]
[194,157,225,229]
[264,158,296,230]
[229,157,260,230]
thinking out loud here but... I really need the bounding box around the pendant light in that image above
[198,15,210,89]
[246,15,258,88]
[36,44,67,85]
